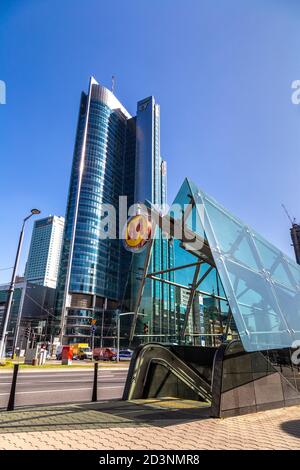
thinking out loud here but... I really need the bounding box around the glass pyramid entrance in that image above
[131,178,300,352]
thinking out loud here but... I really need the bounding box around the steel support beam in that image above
[195,265,214,289]
[146,261,200,278]
[147,275,227,301]
[181,262,201,339]
[129,236,155,343]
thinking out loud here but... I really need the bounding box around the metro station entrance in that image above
[124,179,300,417]
[123,340,300,417]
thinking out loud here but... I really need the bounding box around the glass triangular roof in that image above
[174,178,300,351]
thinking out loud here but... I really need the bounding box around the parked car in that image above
[118,349,133,361]
[93,347,116,361]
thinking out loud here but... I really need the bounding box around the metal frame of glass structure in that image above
[130,178,300,353]
[124,179,300,418]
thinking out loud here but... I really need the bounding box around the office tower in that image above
[56,77,173,344]
[25,216,65,289]
[131,97,175,338]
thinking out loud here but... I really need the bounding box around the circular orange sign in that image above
[123,214,152,252]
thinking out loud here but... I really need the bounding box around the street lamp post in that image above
[11,281,26,358]
[117,313,121,363]
[0,209,41,358]
[100,298,107,349]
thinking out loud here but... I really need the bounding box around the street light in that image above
[0,209,41,358]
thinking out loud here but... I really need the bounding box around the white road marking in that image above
[0,373,127,380]
[0,385,124,396]
[0,367,128,374]
[0,376,125,384]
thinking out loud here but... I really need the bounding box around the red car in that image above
[93,347,116,361]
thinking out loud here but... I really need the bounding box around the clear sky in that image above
[1,0,300,283]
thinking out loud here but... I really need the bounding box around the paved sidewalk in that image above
[0,400,300,450]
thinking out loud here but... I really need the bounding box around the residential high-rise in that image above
[56,77,173,344]
[25,216,65,289]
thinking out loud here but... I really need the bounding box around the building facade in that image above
[55,77,172,345]
[130,96,175,340]
[25,216,65,289]
[0,281,56,353]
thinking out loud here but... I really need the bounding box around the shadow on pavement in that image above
[0,399,211,434]
[281,420,300,439]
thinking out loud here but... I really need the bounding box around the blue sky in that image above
[1,0,300,283]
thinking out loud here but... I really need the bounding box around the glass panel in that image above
[287,261,300,288]
[273,284,300,333]
[185,203,207,241]
[202,199,260,272]
[253,235,296,290]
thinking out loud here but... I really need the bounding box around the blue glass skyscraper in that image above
[132,97,175,338]
[56,77,172,344]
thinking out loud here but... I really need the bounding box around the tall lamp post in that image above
[0,209,41,358]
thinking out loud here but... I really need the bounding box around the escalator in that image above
[123,343,217,404]
[123,340,300,417]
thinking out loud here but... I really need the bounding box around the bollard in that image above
[7,364,19,411]
[92,362,98,402]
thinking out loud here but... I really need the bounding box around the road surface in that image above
[0,368,128,408]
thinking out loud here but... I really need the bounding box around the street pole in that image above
[91,327,95,352]
[0,209,40,359]
[11,280,26,358]
[0,221,25,359]
[117,314,120,363]
[25,327,31,352]
[100,298,107,348]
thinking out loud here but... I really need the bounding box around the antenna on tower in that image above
[281,204,296,226]
[111,75,115,94]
